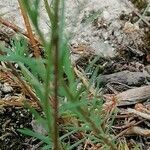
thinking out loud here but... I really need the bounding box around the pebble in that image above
[31,119,47,135]
[1,83,13,93]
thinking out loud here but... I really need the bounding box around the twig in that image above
[115,114,132,119]
[0,16,41,45]
[18,0,41,58]
[0,16,25,34]
[127,108,150,120]
[126,126,150,137]
[112,120,136,129]
[115,85,150,106]
[114,119,144,139]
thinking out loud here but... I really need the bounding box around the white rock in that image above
[91,40,115,58]
[1,83,13,93]
[31,120,47,135]
[0,0,144,58]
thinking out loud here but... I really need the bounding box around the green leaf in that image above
[61,42,75,89]
[68,138,86,150]
[19,63,45,102]
[60,130,77,141]
[85,55,101,73]
[10,36,28,56]
[18,128,51,144]
[42,145,51,150]
[0,53,46,82]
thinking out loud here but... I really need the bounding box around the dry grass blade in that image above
[18,0,41,58]
[74,66,97,96]
[0,96,39,109]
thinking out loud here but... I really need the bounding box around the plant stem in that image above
[51,0,60,149]
[44,0,54,24]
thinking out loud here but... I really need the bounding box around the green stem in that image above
[50,0,61,149]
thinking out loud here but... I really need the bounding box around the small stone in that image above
[14,63,18,68]
[102,32,109,40]
[31,119,47,135]
[20,124,23,128]
[12,112,15,116]
[102,10,110,20]
[20,113,24,117]
[114,30,120,37]
[1,83,13,93]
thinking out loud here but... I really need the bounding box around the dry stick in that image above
[128,108,150,120]
[0,16,24,34]
[115,85,150,106]
[114,119,145,139]
[112,120,136,129]
[31,141,44,150]
[126,126,150,136]
[18,0,41,58]
[0,17,41,45]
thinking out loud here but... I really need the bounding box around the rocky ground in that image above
[0,0,150,149]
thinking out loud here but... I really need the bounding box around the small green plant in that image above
[0,0,117,149]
